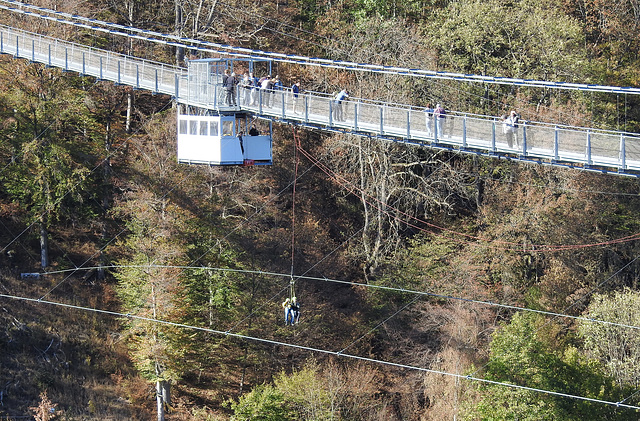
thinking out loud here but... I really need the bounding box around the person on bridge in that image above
[501,114,514,147]
[260,76,274,107]
[506,110,520,147]
[424,103,434,138]
[240,73,252,105]
[292,81,301,113]
[223,70,237,106]
[249,72,259,106]
[334,89,349,122]
[434,103,446,139]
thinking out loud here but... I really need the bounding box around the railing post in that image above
[304,94,309,123]
[65,47,68,71]
[406,110,411,139]
[81,52,86,75]
[379,105,384,135]
[155,68,159,94]
[117,61,121,85]
[258,89,263,115]
[521,125,527,156]
[329,99,333,126]
[554,126,559,161]
[136,64,140,89]
[15,35,18,58]
[48,44,51,67]
[281,91,285,119]
[99,56,103,80]
[174,73,179,99]
[31,39,34,62]
[620,133,626,171]
[462,115,467,148]
[586,130,592,165]
[354,101,359,131]
[490,121,496,152]
[1,32,3,53]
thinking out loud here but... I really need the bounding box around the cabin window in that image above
[210,121,219,136]
[179,120,188,135]
[199,121,208,136]
[190,120,198,135]
[222,120,234,136]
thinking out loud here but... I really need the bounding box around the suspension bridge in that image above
[1,10,640,174]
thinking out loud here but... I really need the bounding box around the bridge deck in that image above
[1,24,639,176]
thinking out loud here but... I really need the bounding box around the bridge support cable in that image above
[3,0,640,96]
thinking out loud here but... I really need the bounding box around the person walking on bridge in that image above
[333,89,349,122]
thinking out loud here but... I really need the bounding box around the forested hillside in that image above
[1,0,640,419]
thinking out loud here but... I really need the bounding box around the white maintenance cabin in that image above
[177,112,272,166]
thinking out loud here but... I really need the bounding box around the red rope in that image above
[295,141,640,253]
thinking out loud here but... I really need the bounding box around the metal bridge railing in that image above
[0,24,186,97]
[2,23,640,174]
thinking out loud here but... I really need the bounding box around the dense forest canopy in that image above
[1,0,640,420]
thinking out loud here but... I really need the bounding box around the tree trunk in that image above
[98,120,112,281]
[39,218,49,268]
[156,379,165,421]
[175,0,184,65]
[126,93,133,134]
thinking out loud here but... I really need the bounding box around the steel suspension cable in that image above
[2,0,640,95]
[1,292,638,411]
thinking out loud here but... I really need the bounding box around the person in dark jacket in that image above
[223,70,237,106]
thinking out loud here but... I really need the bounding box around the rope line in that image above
[0,292,637,411]
[295,139,640,252]
[40,264,640,332]
[289,127,300,299]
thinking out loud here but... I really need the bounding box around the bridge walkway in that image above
[1,23,639,175]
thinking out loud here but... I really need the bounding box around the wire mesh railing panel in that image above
[4,24,640,174]
[556,128,588,160]
[355,102,382,134]
[589,132,621,166]
[381,106,409,137]
[523,126,555,157]
[465,117,496,148]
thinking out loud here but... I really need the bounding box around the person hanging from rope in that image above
[290,297,300,325]
[282,297,292,326]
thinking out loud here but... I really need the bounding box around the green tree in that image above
[425,0,587,81]
[0,63,96,268]
[230,383,295,421]
[464,312,638,420]
[113,192,186,421]
[578,288,640,388]
[230,364,332,420]
[113,113,188,420]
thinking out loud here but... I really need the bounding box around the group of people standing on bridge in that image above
[424,102,522,148]
[221,70,353,121]
[424,103,453,139]
[221,69,304,111]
